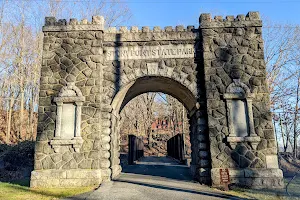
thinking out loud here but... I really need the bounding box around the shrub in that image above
[0,143,12,154]
[3,141,35,171]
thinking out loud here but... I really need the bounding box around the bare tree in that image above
[120,93,156,144]
[264,21,300,108]
[292,72,300,158]
[0,0,132,144]
[263,19,300,157]
[141,93,156,145]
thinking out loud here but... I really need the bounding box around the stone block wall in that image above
[31,11,283,189]
[32,17,106,187]
[199,12,283,188]
[100,25,209,180]
[31,169,102,187]
[32,16,210,187]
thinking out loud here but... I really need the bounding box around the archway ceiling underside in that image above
[112,76,197,114]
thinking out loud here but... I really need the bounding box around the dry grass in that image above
[0,178,95,200]
[225,177,300,200]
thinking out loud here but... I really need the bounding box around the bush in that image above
[3,141,35,171]
[0,143,12,155]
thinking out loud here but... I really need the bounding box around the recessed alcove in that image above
[231,99,249,138]
[224,79,260,150]
[61,103,76,139]
[50,83,85,153]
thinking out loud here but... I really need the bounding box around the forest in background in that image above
[0,0,131,144]
[119,93,191,157]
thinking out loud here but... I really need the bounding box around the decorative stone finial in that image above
[225,16,234,21]
[176,25,184,32]
[187,26,194,31]
[236,14,245,21]
[57,19,67,26]
[142,26,150,33]
[130,26,139,33]
[108,27,117,33]
[69,18,78,25]
[45,17,56,26]
[199,13,211,23]
[92,16,104,25]
[153,26,161,32]
[119,26,128,33]
[246,11,260,20]
[164,26,173,32]
[214,16,223,22]
[81,19,88,25]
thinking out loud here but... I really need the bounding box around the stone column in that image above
[55,102,63,138]
[75,102,83,138]
[110,112,122,179]
[189,110,211,185]
[246,99,256,136]
[226,100,234,137]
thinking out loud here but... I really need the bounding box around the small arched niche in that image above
[50,82,85,153]
[224,79,260,150]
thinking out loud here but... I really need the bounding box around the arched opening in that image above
[109,76,200,181]
[111,76,197,114]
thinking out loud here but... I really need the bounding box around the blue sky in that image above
[125,0,300,27]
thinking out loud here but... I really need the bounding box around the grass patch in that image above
[0,178,95,200]
[227,177,300,200]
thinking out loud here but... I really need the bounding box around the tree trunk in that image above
[279,115,287,152]
[6,97,14,144]
[19,87,24,140]
[293,74,299,158]
[147,127,152,146]
[29,92,34,140]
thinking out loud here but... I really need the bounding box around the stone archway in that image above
[111,76,197,113]
[108,76,206,180]
[32,12,284,189]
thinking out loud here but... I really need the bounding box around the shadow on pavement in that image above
[121,156,193,181]
[115,179,255,200]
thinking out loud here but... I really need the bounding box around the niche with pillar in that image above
[50,83,85,153]
[224,79,261,150]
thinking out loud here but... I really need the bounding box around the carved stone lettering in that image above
[105,44,195,60]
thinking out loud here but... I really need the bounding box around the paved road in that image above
[65,156,245,200]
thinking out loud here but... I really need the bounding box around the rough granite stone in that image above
[32,11,283,189]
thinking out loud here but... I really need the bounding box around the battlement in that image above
[104,25,195,33]
[199,11,262,28]
[45,16,104,26]
[43,15,195,33]
[43,16,105,31]
[42,11,262,32]
[102,25,197,42]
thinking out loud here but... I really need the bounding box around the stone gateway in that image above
[31,12,284,189]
